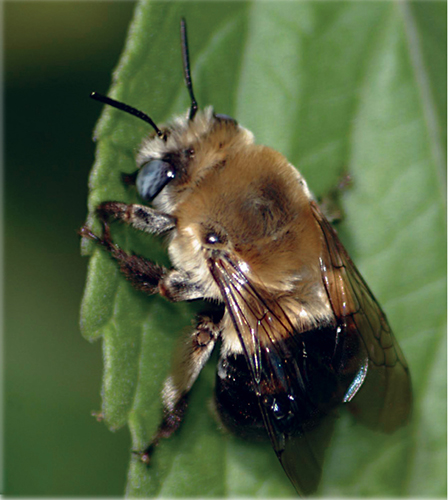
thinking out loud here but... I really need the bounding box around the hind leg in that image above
[140,311,223,463]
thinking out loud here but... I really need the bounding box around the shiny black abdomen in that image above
[215,353,267,440]
[214,322,362,440]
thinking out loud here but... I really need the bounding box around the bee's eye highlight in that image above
[136,159,176,201]
[205,232,221,245]
[204,229,227,248]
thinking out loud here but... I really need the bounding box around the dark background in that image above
[5,2,137,495]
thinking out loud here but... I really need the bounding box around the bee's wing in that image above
[210,199,411,494]
[210,258,347,495]
[310,201,412,432]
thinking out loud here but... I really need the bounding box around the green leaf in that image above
[80,1,446,496]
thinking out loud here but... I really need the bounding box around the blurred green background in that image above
[5,2,136,495]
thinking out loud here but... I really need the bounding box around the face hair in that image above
[180,18,198,121]
[90,91,165,140]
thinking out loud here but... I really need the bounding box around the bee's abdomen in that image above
[215,323,361,441]
[214,349,319,441]
[215,353,267,440]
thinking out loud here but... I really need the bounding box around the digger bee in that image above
[81,19,412,496]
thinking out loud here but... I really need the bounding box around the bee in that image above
[81,19,412,496]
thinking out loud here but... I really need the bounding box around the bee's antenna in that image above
[180,18,198,121]
[90,92,165,140]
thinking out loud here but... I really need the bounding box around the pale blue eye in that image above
[136,160,175,201]
[215,113,237,124]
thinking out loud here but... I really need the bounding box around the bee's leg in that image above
[80,222,205,300]
[140,311,222,464]
[159,270,205,302]
[81,202,207,300]
[79,201,174,293]
[79,222,167,295]
[318,173,352,224]
[97,201,176,235]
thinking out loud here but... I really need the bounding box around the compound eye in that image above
[214,113,237,125]
[136,159,175,201]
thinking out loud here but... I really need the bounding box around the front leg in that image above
[80,204,204,300]
[80,222,167,295]
[97,201,176,234]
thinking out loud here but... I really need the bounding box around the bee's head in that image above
[134,108,254,213]
[90,19,251,215]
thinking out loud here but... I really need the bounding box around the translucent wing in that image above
[209,201,411,494]
[210,257,354,495]
[310,201,412,432]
